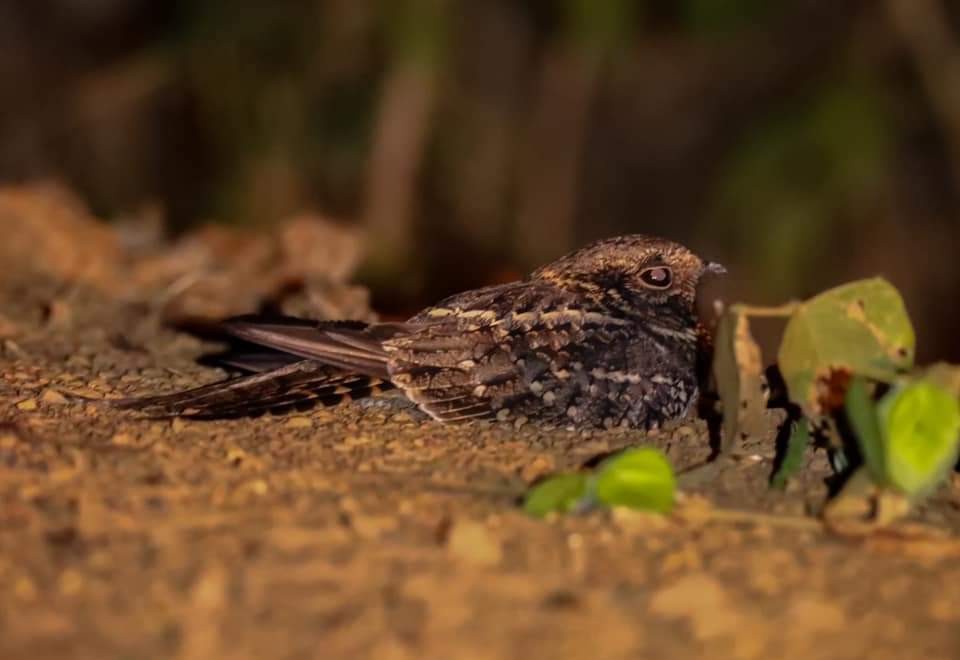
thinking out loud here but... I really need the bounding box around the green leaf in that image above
[844,376,887,485]
[770,421,810,490]
[594,448,676,514]
[877,381,960,498]
[778,278,915,415]
[523,473,590,518]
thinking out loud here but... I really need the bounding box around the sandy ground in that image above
[2,224,960,659]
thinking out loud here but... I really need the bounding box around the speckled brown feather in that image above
[115,234,722,428]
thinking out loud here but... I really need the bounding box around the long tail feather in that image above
[222,318,413,380]
[111,360,391,419]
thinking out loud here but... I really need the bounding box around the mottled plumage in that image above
[115,235,724,429]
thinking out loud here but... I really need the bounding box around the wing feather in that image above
[111,360,389,418]
[222,319,410,379]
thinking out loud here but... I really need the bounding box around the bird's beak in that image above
[703,261,727,276]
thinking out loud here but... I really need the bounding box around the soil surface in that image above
[2,190,960,659]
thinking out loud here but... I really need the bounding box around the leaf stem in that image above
[730,302,802,318]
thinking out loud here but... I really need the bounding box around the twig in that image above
[680,506,825,533]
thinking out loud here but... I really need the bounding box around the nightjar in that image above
[116,235,724,429]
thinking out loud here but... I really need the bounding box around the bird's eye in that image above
[639,266,673,289]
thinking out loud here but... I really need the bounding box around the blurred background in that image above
[1,0,959,359]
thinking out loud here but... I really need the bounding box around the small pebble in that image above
[41,389,68,405]
[285,416,312,429]
[521,455,556,483]
[351,514,398,540]
[446,520,502,567]
[248,480,269,495]
[226,448,247,465]
[111,433,135,446]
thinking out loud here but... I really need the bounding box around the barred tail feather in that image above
[111,360,391,419]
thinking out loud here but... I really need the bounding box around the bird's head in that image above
[532,234,724,310]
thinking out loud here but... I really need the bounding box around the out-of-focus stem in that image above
[364,62,438,267]
[363,0,448,282]
[885,0,960,194]
[515,0,636,266]
[515,51,600,266]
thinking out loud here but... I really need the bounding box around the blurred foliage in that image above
[710,75,894,298]
[682,0,775,35]
[564,0,640,58]
[387,0,450,67]
[1,0,959,356]
[173,2,377,223]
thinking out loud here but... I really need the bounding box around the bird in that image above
[113,235,725,429]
